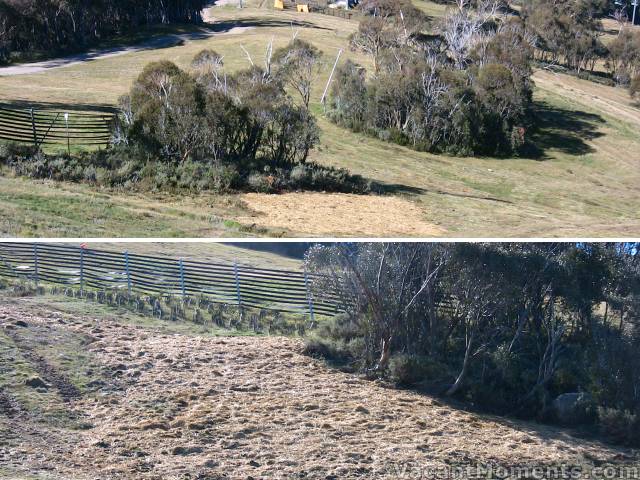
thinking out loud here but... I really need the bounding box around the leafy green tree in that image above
[120,55,320,167]
[327,60,368,131]
[333,0,534,156]
[273,39,323,108]
[0,0,206,62]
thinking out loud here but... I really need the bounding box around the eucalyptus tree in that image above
[305,242,640,424]
[306,243,450,369]
[273,39,323,108]
[0,0,207,61]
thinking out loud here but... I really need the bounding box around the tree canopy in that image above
[306,242,640,445]
[0,0,206,63]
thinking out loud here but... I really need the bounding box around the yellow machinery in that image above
[274,0,310,11]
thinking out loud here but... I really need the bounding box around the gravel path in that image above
[0,3,248,77]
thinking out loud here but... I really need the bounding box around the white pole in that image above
[320,49,343,106]
[64,112,70,156]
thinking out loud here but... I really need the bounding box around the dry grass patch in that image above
[0,300,636,479]
[237,192,447,237]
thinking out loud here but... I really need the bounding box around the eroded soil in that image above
[0,302,637,479]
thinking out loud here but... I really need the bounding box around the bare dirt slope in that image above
[0,300,637,479]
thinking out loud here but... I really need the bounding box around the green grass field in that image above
[88,242,305,269]
[0,2,638,237]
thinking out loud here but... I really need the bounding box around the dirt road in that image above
[0,3,247,77]
[0,301,635,479]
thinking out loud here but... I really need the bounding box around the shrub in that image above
[192,49,224,69]
[286,163,373,193]
[0,145,371,195]
[0,142,38,160]
[598,408,640,446]
[302,334,354,364]
[328,60,368,131]
[631,75,640,101]
[246,172,276,193]
[388,354,451,386]
[389,354,427,386]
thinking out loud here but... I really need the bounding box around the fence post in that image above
[124,250,131,295]
[79,247,85,295]
[304,266,316,327]
[179,258,186,299]
[30,108,38,148]
[64,112,70,156]
[33,244,39,288]
[234,260,243,320]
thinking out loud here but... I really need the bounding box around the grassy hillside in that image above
[0,3,638,237]
[0,293,637,478]
[87,241,305,269]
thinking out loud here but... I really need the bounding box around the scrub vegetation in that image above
[306,242,640,446]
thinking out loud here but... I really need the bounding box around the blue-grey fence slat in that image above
[0,243,339,317]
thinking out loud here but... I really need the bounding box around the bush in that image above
[631,75,640,101]
[286,163,374,193]
[388,354,426,386]
[246,172,276,193]
[388,354,451,386]
[0,145,370,195]
[0,142,38,160]
[302,334,354,365]
[598,408,640,446]
[302,313,367,366]
[173,159,240,193]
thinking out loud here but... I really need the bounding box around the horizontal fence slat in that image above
[0,243,341,319]
[0,106,114,147]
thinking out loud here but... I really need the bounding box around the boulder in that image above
[552,392,596,425]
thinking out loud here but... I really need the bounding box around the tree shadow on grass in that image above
[520,101,606,160]
[203,17,334,32]
[379,182,514,204]
[386,383,634,460]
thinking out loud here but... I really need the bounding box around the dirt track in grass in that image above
[1,301,637,479]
